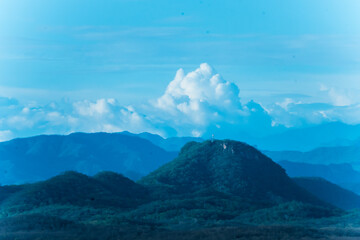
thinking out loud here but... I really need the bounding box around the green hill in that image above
[0,171,149,216]
[140,140,325,206]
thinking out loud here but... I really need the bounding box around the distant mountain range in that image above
[0,132,177,185]
[130,122,360,152]
[116,122,360,155]
[263,140,360,196]
[265,144,360,171]
[3,125,360,188]
[277,161,360,195]
[265,145,360,166]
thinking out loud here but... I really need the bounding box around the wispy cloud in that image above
[76,26,189,40]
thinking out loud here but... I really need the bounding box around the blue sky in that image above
[1,0,360,141]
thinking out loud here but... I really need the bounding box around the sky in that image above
[1,0,360,141]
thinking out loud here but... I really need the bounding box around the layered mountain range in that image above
[1,139,359,239]
[2,130,360,201]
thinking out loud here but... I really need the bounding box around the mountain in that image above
[292,177,360,210]
[264,144,360,171]
[0,171,149,216]
[140,140,326,206]
[277,161,360,194]
[0,132,178,185]
[121,131,203,151]
[0,139,350,239]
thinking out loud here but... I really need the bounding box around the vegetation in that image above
[0,140,359,239]
[141,140,325,206]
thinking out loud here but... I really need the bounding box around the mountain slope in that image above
[0,171,149,215]
[0,132,177,185]
[140,140,325,206]
[277,160,360,194]
[293,177,360,210]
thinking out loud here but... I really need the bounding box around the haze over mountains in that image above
[126,122,360,152]
[265,143,360,195]
[3,123,360,188]
[277,161,360,195]
[266,144,360,170]
[125,122,360,154]
[249,122,360,151]
[121,131,203,152]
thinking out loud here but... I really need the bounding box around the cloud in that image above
[152,63,273,137]
[156,63,241,111]
[316,104,360,125]
[268,101,335,127]
[73,99,114,117]
[0,63,275,141]
[267,96,360,128]
[276,98,297,111]
[0,98,168,141]
[320,85,353,107]
[0,130,13,142]
[327,88,353,107]
[0,97,18,107]
[1,63,360,142]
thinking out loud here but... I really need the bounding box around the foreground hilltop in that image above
[141,140,325,206]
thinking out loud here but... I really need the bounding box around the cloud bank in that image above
[0,63,360,142]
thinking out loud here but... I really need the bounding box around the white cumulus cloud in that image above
[2,63,360,142]
[152,63,273,137]
[156,63,241,112]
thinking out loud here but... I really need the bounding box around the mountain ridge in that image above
[0,132,178,185]
[277,160,360,194]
